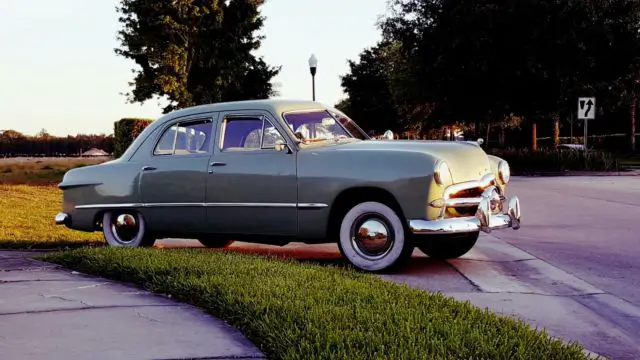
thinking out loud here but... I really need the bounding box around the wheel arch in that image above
[326,186,407,241]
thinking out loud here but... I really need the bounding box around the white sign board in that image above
[577,97,595,120]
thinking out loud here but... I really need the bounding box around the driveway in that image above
[158,176,639,360]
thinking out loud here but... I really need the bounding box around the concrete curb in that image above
[548,337,607,359]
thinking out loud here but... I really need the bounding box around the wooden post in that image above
[553,114,560,148]
[631,92,637,153]
[532,122,537,151]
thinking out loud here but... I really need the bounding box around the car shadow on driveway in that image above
[154,239,469,284]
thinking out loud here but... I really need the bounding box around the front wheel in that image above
[337,201,413,272]
[102,211,156,247]
[416,232,479,259]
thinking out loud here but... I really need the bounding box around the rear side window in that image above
[153,119,213,155]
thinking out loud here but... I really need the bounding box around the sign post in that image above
[577,97,595,150]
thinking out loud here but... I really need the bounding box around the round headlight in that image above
[434,160,453,185]
[498,160,510,184]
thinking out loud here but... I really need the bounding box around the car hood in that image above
[325,139,493,183]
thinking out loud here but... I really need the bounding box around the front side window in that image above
[153,119,212,155]
[220,116,285,151]
[283,110,354,143]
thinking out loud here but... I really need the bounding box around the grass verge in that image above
[0,184,103,249]
[41,248,589,360]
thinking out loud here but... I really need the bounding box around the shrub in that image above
[489,147,619,174]
[113,118,153,158]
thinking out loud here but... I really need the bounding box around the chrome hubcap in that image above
[350,215,394,260]
[111,213,139,243]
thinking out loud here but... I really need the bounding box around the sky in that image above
[0,0,389,137]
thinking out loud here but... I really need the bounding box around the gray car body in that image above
[58,99,507,244]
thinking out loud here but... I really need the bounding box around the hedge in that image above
[113,118,154,158]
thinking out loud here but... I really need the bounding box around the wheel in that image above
[198,237,234,248]
[102,211,156,247]
[416,232,479,259]
[337,201,413,272]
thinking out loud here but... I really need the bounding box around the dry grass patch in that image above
[0,157,110,185]
[0,184,103,249]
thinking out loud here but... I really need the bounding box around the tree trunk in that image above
[553,114,560,148]
[475,119,482,139]
[532,122,537,151]
[499,126,506,147]
[631,92,637,153]
[485,123,491,147]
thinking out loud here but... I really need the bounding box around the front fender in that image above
[295,148,443,239]
[487,154,508,193]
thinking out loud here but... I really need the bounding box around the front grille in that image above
[449,186,486,199]
[444,175,497,218]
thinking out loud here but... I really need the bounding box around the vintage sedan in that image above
[55,99,521,272]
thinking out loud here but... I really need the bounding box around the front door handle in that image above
[210,162,226,167]
[142,166,156,171]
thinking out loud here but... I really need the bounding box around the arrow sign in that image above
[578,97,596,120]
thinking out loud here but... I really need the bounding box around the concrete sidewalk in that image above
[0,251,265,360]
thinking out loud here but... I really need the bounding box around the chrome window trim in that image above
[75,202,328,209]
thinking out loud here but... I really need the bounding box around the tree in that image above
[338,42,401,134]
[381,0,640,150]
[115,0,281,113]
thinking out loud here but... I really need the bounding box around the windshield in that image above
[282,109,369,143]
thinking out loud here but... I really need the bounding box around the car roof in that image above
[157,99,326,123]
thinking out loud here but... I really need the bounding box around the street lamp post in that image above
[308,54,317,101]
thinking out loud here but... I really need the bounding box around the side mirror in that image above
[477,138,484,146]
[274,139,290,153]
[383,130,395,140]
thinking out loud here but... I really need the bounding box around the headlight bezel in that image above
[434,160,453,186]
[498,160,510,184]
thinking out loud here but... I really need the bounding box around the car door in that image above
[205,111,298,236]
[138,114,217,234]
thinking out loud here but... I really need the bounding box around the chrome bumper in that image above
[408,188,521,235]
[55,212,70,225]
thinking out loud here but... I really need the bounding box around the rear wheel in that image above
[337,201,413,272]
[102,211,156,247]
[198,237,234,248]
[416,232,479,259]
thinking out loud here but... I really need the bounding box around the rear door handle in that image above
[142,166,156,171]
[210,162,226,167]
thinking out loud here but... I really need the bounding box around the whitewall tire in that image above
[337,201,412,272]
[102,211,155,247]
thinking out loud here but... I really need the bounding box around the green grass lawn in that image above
[41,248,590,360]
[0,184,103,249]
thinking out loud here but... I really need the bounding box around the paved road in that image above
[497,176,640,306]
[0,251,264,360]
[157,176,640,360]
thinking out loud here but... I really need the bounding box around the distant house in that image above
[81,148,110,157]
